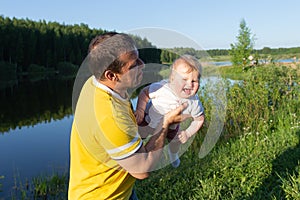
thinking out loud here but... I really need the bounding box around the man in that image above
[68,32,189,199]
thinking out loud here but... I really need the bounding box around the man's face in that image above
[116,50,144,89]
[170,64,200,99]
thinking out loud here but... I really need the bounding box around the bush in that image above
[217,65,299,139]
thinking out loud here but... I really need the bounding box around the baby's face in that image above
[170,64,200,98]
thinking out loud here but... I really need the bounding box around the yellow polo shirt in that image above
[68,76,142,199]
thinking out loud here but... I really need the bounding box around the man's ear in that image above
[104,70,118,81]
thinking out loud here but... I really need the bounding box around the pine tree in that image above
[230,19,255,68]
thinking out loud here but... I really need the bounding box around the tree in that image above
[230,19,255,67]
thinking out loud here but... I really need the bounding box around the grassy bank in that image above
[210,53,300,62]
[136,63,299,199]
[136,122,299,199]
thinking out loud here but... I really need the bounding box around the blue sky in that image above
[1,0,300,50]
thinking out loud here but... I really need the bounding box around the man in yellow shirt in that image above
[68,32,189,199]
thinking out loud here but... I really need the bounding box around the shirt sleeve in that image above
[98,116,142,160]
[190,95,204,118]
[149,81,165,99]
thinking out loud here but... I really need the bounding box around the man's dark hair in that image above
[87,32,136,80]
[88,32,119,53]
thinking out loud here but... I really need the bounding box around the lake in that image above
[0,78,74,199]
[0,116,72,198]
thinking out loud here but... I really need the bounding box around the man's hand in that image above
[163,103,191,128]
[134,109,145,125]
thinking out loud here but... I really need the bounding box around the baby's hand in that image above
[176,130,190,144]
[134,109,145,125]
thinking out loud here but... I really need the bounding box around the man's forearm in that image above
[136,87,150,112]
[116,122,169,174]
[144,121,168,152]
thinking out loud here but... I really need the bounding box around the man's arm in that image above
[186,115,205,137]
[117,103,190,179]
[134,86,150,124]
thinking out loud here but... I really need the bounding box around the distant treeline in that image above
[255,46,300,55]
[0,16,158,75]
[0,16,101,72]
[164,46,300,58]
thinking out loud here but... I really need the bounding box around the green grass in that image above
[280,170,300,199]
[0,175,4,193]
[136,125,299,199]
[10,173,68,200]
[210,55,231,62]
[209,52,300,62]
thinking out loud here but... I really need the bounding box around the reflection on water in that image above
[0,78,74,198]
[0,78,74,133]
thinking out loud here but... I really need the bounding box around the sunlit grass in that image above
[135,63,300,199]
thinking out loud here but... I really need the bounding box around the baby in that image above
[135,55,205,167]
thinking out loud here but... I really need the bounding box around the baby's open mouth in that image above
[183,88,192,95]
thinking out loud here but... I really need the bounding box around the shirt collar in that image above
[92,76,128,101]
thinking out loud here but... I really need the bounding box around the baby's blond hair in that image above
[171,55,202,78]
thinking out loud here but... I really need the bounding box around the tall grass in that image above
[135,64,300,199]
[10,173,68,200]
[0,175,3,193]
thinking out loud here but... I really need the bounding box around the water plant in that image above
[11,173,68,200]
[0,175,4,193]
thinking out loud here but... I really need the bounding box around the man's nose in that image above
[137,58,145,69]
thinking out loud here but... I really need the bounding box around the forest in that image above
[0,16,162,77]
